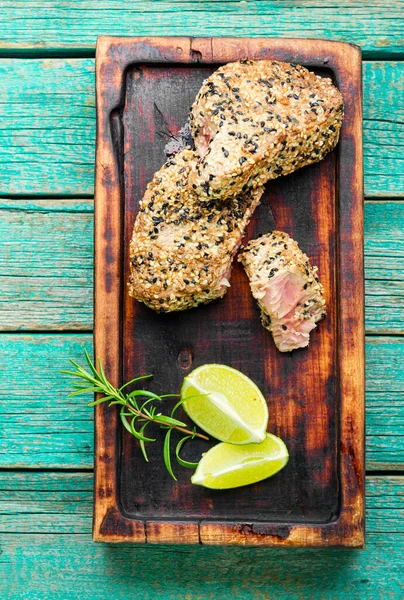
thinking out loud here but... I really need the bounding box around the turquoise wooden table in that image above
[0,2,403,598]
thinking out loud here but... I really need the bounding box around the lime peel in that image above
[184,375,266,443]
[191,433,289,489]
[181,364,269,445]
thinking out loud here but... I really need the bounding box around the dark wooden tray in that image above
[94,36,364,546]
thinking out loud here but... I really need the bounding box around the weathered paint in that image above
[0,474,403,599]
[1,200,402,332]
[0,334,403,469]
[0,60,403,196]
[0,1,402,58]
[1,473,402,534]
[0,7,403,593]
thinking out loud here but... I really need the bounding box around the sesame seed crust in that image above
[189,59,344,201]
[239,231,326,351]
[128,149,263,313]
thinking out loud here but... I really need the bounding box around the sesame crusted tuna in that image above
[128,149,263,312]
[239,231,326,352]
[189,59,343,201]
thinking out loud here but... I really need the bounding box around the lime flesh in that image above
[181,364,268,444]
[191,433,288,489]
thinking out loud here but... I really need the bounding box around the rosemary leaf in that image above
[175,435,199,469]
[127,390,162,400]
[139,423,155,462]
[129,417,155,442]
[84,349,98,377]
[163,429,176,481]
[155,415,187,427]
[88,395,117,406]
[139,397,162,412]
[119,374,153,391]
[108,399,128,406]
[170,397,188,417]
[68,388,100,398]
[120,408,133,435]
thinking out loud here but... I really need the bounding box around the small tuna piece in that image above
[239,231,326,352]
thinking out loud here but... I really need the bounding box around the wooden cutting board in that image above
[94,36,364,547]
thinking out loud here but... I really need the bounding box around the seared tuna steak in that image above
[129,149,263,313]
[190,59,343,201]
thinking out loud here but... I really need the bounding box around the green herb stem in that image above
[121,402,209,441]
[62,350,209,479]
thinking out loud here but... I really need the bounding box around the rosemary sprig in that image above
[62,350,207,479]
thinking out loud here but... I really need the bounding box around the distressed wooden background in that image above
[0,1,403,598]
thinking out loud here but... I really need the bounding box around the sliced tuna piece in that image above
[239,231,326,351]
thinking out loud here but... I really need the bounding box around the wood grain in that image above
[0,477,404,599]
[0,199,402,333]
[0,59,402,197]
[2,473,403,534]
[95,36,363,546]
[0,333,400,470]
[0,200,93,331]
[0,334,93,469]
[0,1,402,58]
[0,2,402,595]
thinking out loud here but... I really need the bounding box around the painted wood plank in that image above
[365,201,404,333]
[0,334,93,469]
[0,200,93,330]
[1,200,402,333]
[0,334,402,469]
[366,337,404,470]
[0,534,400,600]
[0,1,402,58]
[363,62,404,197]
[0,475,403,599]
[1,473,401,535]
[0,59,95,196]
[0,60,402,197]
[0,472,93,534]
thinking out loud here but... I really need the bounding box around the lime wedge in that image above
[181,364,268,444]
[191,433,288,489]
